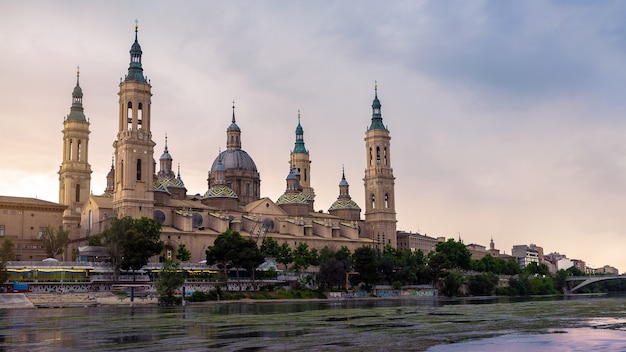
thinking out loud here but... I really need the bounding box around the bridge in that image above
[565,275,626,294]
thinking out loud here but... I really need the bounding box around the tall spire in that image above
[369,81,386,130]
[293,110,308,154]
[226,101,242,150]
[125,20,146,82]
[67,66,86,121]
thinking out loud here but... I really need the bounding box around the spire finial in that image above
[111,154,114,167]
[374,80,378,97]
[164,133,169,152]
[177,163,181,177]
[342,164,345,179]
[232,100,236,123]
[76,65,80,85]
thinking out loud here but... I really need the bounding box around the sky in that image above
[1,1,626,272]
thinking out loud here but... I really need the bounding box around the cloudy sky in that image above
[2,1,626,272]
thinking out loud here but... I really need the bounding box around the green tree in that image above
[291,243,319,273]
[276,242,293,271]
[155,259,185,305]
[119,217,164,278]
[318,246,352,290]
[102,215,164,280]
[40,225,70,259]
[432,239,471,271]
[0,238,15,284]
[468,272,499,296]
[176,243,191,262]
[352,246,380,290]
[441,270,466,297]
[260,237,281,258]
[87,233,103,246]
[206,229,264,290]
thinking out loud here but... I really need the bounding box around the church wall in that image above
[205,212,231,233]
[312,220,332,238]
[172,211,193,232]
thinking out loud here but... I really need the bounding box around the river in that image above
[1,294,625,351]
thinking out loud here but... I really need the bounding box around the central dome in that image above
[210,149,258,173]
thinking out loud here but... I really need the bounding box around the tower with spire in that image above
[58,67,92,238]
[290,110,315,207]
[328,168,361,220]
[363,83,397,249]
[112,22,156,218]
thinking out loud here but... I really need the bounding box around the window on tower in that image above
[369,148,373,166]
[136,159,142,181]
[376,147,381,165]
[76,184,80,202]
[127,102,133,129]
[384,147,387,165]
[385,194,389,208]
[69,140,73,161]
[138,103,143,127]
[371,194,375,209]
[77,140,82,161]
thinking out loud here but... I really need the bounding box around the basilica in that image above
[59,25,398,263]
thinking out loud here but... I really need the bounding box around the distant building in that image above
[594,265,619,275]
[512,244,541,268]
[0,196,66,261]
[396,231,440,254]
[465,243,488,260]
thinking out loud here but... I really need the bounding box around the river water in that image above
[1,295,626,351]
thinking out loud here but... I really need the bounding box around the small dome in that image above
[203,185,238,199]
[72,85,83,98]
[210,149,258,173]
[277,192,312,205]
[227,122,240,132]
[328,199,361,211]
[160,151,172,160]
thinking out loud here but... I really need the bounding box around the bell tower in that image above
[59,67,92,237]
[363,83,397,249]
[290,110,315,202]
[112,22,155,218]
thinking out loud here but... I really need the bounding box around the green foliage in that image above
[87,233,103,246]
[277,242,293,271]
[468,272,500,296]
[352,246,380,290]
[205,229,265,290]
[524,262,551,277]
[155,260,186,305]
[470,255,521,276]
[0,238,15,284]
[176,243,191,262]
[188,287,325,301]
[291,243,317,273]
[40,225,70,259]
[317,246,352,290]
[119,217,164,273]
[102,215,164,278]
[260,237,281,258]
[441,270,466,297]
[430,239,471,272]
[508,272,559,296]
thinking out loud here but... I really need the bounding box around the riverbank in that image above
[0,292,159,309]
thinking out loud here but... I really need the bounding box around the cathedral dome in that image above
[210,149,258,173]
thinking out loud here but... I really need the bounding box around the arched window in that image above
[376,147,381,165]
[136,159,142,181]
[69,139,73,160]
[75,184,80,202]
[304,168,307,182]
[371,194,375,209]
[384,147,387,165]
[369,147,373,166]
[127,102,133,129]
[138,103,143,127]
[77,140,82,161]
[384,194,389,208]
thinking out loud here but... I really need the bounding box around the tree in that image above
[40,225,70,259]
[318,246,352,290]
[155,259,185,305]
[102,215,164,280]
[206,229,264,290]
[119,217,164,278]
[468,272,499,296]
[441,270,466,297]
[291,243,316,273]
[0,238,15,284]
[260,237,281,258]
[87,234,103,246]
[276,242,293,271]
[352,246,380,290]
[432,239,471,271]
[176,243,191,262]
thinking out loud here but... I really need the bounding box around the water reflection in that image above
[0,295,625,351]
